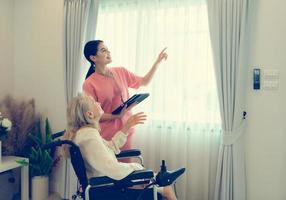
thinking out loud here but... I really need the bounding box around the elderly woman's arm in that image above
[106,112,147,153]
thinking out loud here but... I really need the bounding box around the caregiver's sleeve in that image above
[120,67,143,89]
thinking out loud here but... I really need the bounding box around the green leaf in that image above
[36,119,43,143]
[28,134,41,147]
[16,159,29,166]
[45,118,53,144]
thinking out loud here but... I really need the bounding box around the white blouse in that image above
[73,127,144,180]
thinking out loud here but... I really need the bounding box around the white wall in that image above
[245,0,286,200]
[0,0,14,96]
[13,0,66,132]
[13,0,67,196]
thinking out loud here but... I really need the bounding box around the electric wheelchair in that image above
[43,131,185,200]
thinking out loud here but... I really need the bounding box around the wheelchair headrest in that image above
[51,130,65,140]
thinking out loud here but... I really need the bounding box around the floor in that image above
[46,192,62,200]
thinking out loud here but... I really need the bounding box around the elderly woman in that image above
[63,94,177,200]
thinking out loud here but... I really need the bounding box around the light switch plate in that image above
[263,80,279,90]
[263,69,279,79]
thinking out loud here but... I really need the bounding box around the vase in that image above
[32,176,49,200]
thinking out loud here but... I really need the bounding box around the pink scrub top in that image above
[83,67,143,150]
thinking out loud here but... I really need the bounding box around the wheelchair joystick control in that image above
[160,160,167,172]
[155,160,186,187]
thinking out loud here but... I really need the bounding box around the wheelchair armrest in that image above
[89,176,114,186]
[89,169,154,187]
[116,149,141,159]
[123,169,154,181]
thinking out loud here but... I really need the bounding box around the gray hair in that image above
[63,94,100,156]
[67,93,99,131]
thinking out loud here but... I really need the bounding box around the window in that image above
[94,1,221,198]
[95,0,220,126]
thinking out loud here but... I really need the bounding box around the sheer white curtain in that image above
[63,0,91,198]
[61,0,100,199]
[94,0,221,199]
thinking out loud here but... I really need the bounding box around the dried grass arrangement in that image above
[0,95,39,156]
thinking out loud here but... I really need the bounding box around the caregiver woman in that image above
[82,40,167,152]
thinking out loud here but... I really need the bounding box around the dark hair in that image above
[84,40,103,79]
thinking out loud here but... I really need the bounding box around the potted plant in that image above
[17,118,54,200]
[0,111,12,162]
[0,96,39,199]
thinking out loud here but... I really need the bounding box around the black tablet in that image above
[111,93,149,114]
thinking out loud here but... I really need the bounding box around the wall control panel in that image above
[252,67,280,91]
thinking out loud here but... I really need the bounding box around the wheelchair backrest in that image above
[44,131,89,194]
[69,144,89,192]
